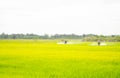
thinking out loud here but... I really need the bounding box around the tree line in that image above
[0,33,120,42]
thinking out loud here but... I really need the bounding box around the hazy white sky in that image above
[0,0,120,35]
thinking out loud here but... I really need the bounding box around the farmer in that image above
[64,40,68,44]
[98,40,101,46]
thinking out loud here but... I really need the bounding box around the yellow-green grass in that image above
[0,40,120,78]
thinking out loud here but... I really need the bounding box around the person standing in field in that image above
[98,40,101,46]
[64,40,68,44]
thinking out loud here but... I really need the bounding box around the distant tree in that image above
[0,33,8,39]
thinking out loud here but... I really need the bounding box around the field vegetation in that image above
[0,40,120,78]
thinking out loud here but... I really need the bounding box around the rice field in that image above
[0,40,120,78]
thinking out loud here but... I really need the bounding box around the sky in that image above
[0,0,120,35]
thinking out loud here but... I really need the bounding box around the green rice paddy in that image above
[0,40,120,78]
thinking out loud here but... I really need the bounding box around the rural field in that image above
[0,40,120,78]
